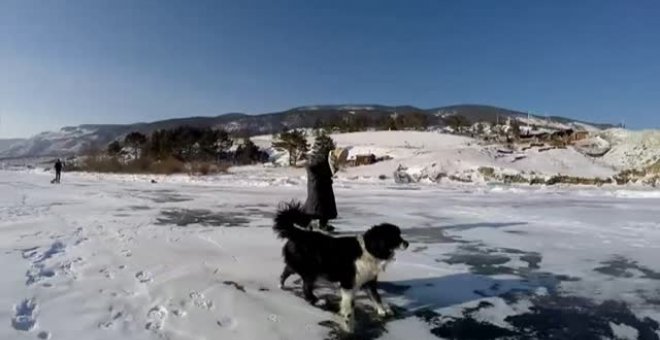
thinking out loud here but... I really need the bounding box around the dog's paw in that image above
[340,314,355,333]
[314,298,328,307]
[377,303,393,317]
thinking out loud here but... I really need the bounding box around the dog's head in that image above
[363,223,409,260]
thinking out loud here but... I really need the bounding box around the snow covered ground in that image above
[4,129,660,186]
[594,129,660,170]
[2,170,660,340]
[253,131,620,184]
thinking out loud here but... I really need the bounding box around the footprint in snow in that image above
[25,265,56,286]
[217,316,238,330]
[12,298,38,332]
[37,331,51,339]
[145,306,168,332]
[36,241,66,263]
[98,311,124,329]
[135,271,153,283]
[172,309,187,318]
[99,268,114,279]
[189,291,214,310]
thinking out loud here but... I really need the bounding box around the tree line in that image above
[88,113,474,173]
[105,126,267,165]
[308,111,478,134]
[104,112,475,166]
[271,129,336,166]
[311,111,434,133]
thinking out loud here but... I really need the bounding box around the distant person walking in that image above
[304,149,337,231]
[53,158,64,184]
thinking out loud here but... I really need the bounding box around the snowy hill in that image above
[0,126,119,159]
[1,104,613,159]
[593,129,660,170]
[6,128,660,186]
[0,138,25,154]
[430,104,614,131]
[253,130,619,185]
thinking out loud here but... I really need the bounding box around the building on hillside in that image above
[570,130,590,142]
[517,127,590,145]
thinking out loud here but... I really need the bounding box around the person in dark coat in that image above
[54,158,63,183]
[303,151,337,231]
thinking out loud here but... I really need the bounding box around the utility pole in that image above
[527,111,531,129]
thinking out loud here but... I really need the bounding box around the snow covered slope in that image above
[0,127,107,158]
[2,104,614,159]
[594,129,660,170]
[255,131,618,184]
[0,139,25,153]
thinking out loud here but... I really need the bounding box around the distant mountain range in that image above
[0,139,26,152]
[0,104,615,159]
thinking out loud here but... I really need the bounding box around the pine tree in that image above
[445,115,471,132]
[400,112,429,130]
[272,129,309,166]
[384,116,398,131]
[107,140,122,156]
[124,131,147,159]
[148,130,168,160]
[235,137,264,165]
[312,132,336,158]
[199,129,232,161]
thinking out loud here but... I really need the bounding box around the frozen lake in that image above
[1,170,659,340]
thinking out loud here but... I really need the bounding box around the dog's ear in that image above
[363,234,392,260]
[364,223,407,259]
[363,224,396,259]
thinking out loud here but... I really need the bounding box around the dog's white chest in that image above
[354,236,388,288]
[354,255,385,287]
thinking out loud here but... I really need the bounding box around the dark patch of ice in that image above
[156,209,252,227]
[442,221,528,231]
[403,227,464,244]
[414,294,660,340]
[595,255,660,280]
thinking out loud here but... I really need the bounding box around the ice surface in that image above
[1,166,659,339]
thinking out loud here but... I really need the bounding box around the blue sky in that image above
[1,0,659,138]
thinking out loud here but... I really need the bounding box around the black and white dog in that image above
[273,201,409,332]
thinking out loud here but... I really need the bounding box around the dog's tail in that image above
[273,200,312,240]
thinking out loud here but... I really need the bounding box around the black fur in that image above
[273,201,408,305]
[273,200,313,235]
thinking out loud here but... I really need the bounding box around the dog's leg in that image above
[339,288,355,332]
[302,279,318,305]
[365,280,392,317]
[279,265,295,289]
